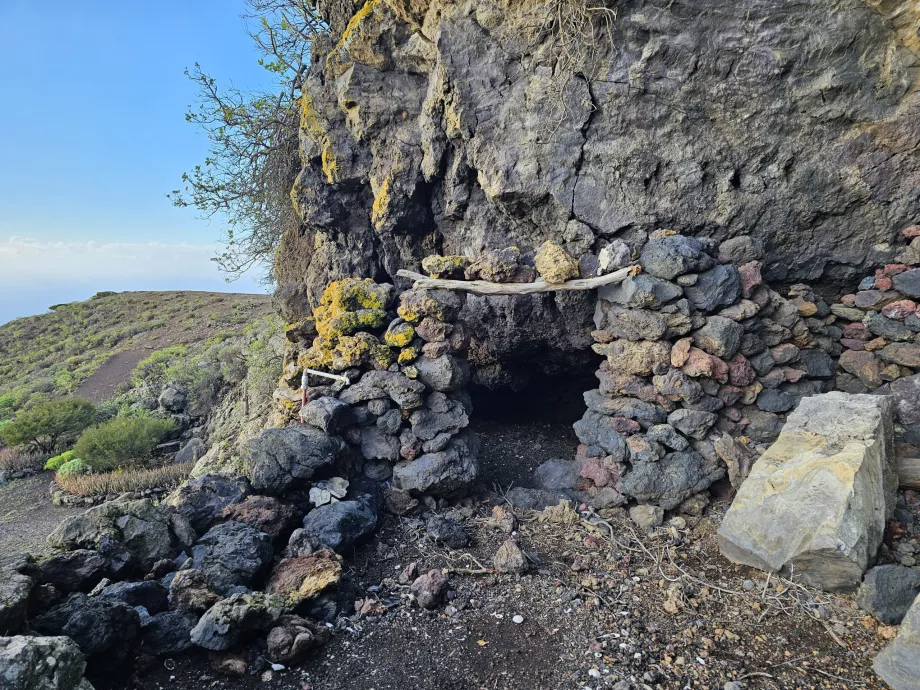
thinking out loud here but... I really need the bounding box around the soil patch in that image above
[0,471,85,556]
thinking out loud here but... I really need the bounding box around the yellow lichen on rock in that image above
[321,143,339,184]
[534,241,579,284]
[398,342,421,364]
[371,176,392,229]
[384,319,415,347]
[421,254,471,279]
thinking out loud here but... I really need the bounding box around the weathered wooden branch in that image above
[396,264,637,295]
[899,456,920,489]
[304,368,350,385]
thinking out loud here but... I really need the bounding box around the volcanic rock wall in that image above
[277,0,920,382]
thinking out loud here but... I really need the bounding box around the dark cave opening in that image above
[469,366,599,426]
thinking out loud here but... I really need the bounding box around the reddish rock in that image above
[266,551,343,605]
[579,457,613,487]
[575,443,603,462]
[682,347,729,383]
[840,338,866,351]
[839,350,884,388]
[903,226,920,239]
[781,366,805,382]
[718,385,743,405]
[410,569,448,608]
[608,416,641,434]
[880,263,910,277]
[738,261,763,297]
[220,496,299,540]
[723,406,743,422]
[727,354,756,386]
[421,341,450,358]
[841,294,857,306]
[842,322,871,340]
[881,300,917,320]
[874,275,894,291]
[854,290,901,309]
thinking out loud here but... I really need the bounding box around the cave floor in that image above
[92,420,894,690]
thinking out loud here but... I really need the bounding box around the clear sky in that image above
[0,0,277,324]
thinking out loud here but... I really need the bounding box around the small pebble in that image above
[271,663,285,672]
[512,614,524,624]
[742,580,755,591]
[588,669,601,678]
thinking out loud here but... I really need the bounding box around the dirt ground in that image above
[79,420,902,690]
[0,471,85,556]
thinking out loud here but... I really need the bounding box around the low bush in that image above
[57,458,91,478]
[0,446,46,473]
[0,397,98,453]
[44,450,76,471]
[55,462,193,497]
[73,416,175,471]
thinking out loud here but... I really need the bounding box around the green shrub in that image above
[57,458,91,478]
[132,346,187,389]
[45,450,76,471]
[73,416,175,471]
[0,397,98,453]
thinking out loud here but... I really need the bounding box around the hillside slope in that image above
[0,290,273,419]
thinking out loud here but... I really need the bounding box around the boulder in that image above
[191,521,273,594]
[158,385,188,413]
[0,571,32,635]
[873,594,920,690]
[141,609,200,656]
[857,565,920,625]
[39,550,109,594]
[175,438,207,464]
[640,234,713,280]
[266,614,331,665]
[190,592,288,651]
[219,495,299,540]
[246,426,342,494]
[683,265,741,311]
[299,396,355,434]
[718,393,896,591]
[300,501,377,552]
[392,432,480,496]
[167,569,220,613]
[0,635,93,690]
[533,459,578,491]
[98,580,168,615]
[164,474,251,534]
[46,497,195,576]
[622,450,725,509]
[265,551,343,605]
[32,594,140,667]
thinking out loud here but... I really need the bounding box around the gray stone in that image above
[246,426,342,493]
[410,570,448,609]
[266,614,331,665]
[573,411,630,459]
[533,459,578,491]
[141,609,200,656]
[629,504,664,530]
[748,349,775,376]
[410,392,469,440]
[0,635,93,690]
[756,389,796,413]
[856,565,920,625]
[46,497,195,577]
[175,438,207,465]
[98,580,168,615]
[893,268,920,298]
[622,450,725,509]
[646,424,690,451]
[744,408,784,442]
[299,396,355,434]
[342,370,427,409]
[39,550,108,594]
[596,304,668,341]
[692,316,743,358]
[300,500,377,552]
[889,374,920,425]
[0,571,32,635]
[718,393,896,591]
[165,474,251,533]
[392,431,480,496]
[359,425,400,461]
[505,487,566,511]
[32,593,140,667]
[191,521,273,594]
[718,236,764,264]
[414,355,470,392]
[798,349,835,379]
[683,265,741,312]
[639,235,714,280]
[190,592,288,651]
[158,385,187,413]
[866,312,914,341]
[426,515,469,549]
[873,595,920,690]
[493,539,528,574]
[598,275,682,309]
[667,409,718,440]
[652,368,703,403]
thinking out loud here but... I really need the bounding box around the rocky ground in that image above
[77,420,913,690]
[0,471,84,556]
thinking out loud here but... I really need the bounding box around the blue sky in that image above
[0,0,277,324]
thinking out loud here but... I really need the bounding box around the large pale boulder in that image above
[717,392,895,591]
[0,635,94,690]
[873,594,920,690]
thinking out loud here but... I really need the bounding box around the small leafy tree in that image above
[169,1,326,280]
[73,416,176,472]
[0,397,97,453]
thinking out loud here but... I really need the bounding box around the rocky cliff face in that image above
[278,0,920,384]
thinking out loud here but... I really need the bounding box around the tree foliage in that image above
[169,1,326,281]
[0,397,98,453]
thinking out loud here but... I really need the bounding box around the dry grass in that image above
[0,446,46,474]
[55,461,194,497]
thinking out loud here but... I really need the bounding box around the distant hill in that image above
[0,291,273,419]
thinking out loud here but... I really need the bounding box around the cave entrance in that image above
[468,356,600,489]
